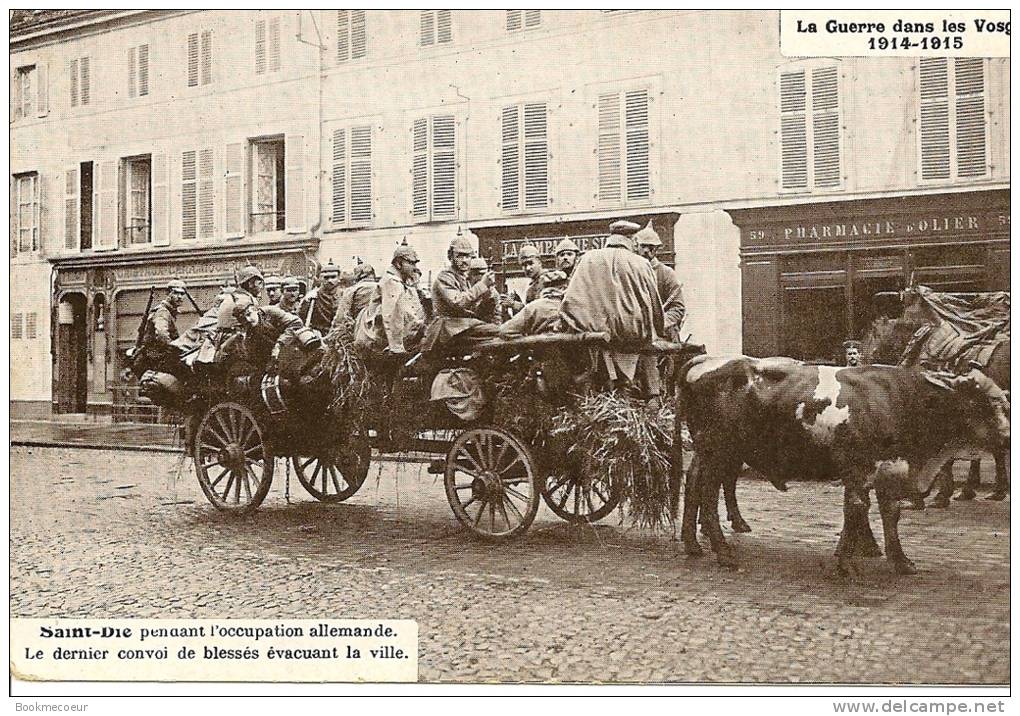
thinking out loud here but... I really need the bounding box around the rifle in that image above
[127,285,157,363]
[183,287,203,315]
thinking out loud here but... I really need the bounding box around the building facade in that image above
[10,10,1010,416]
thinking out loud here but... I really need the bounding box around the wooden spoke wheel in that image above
[291,437,371,503]
[193,402,274,513]
[542,467,622,523]
[444,426,540,541]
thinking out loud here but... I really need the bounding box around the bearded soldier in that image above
[300,260,343,333]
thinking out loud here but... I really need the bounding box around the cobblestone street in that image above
[10,446,1010,684]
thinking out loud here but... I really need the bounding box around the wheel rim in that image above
[195,402,273,511]
[292,440,369,503]
[445,427,539,540]
[543,468,621,523]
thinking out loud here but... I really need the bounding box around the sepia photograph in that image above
[8,7,1011,697]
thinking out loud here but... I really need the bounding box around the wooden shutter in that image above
[269,17,281,71]
[431,115,456,218]
[95,160,118,250]
[507,10,522,31]
[811,67,840,188]
[181,150,197,240]
[187,33,199,87]
[151,153,170,246]
[37,173,49,253]
[36,62,48,116]
[624,90,649,201]
[501,105,520,211]
[12,314,23,339]
[597,92,621,202]
[80,57,90,105]
[198,148,215,239]
[411,118,428,218]
[954,58,987,178]
[255,19,267,74]
[919,58,950,181]
[350,126,372,223]
[337,11,349,62]
[138,44,149,96]
[285,134,305,233]
[525,10,541,28]
[128,46,137,97]
[224,143,245,238]
[523,103,548,209]
[420,11,434,46]
[331,129,347,225]
[64,167,79,250]
[10,177,16,258]
[201,31,213,86]
[351,11,366,59]
[779,70,808,189]
[70,58,79,107]
[437,11,452,43]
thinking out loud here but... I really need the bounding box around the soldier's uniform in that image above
[264,275,283,306]
[554,238,581,279]
[635,222,686,340]
[301,261,342,333]
[278,277,303,315]
[138,279,186,372]
[332,262,380,331]
[498,270,568,340]
[468,257,502,325]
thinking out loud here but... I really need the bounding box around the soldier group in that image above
[135,218,686,407]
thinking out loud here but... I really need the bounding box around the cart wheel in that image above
[291,437,371,503]
[542,467,622,523]
[444,426,540,541]
[193,402,274,513]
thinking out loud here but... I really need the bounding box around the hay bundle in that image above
[319,323,373,431]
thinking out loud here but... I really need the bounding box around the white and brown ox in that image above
[677,356,1010,577]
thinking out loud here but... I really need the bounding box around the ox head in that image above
[939,369,1011,450]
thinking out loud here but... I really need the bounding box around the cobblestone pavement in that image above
[10,446,1009,684]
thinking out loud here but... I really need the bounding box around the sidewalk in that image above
[11,419,183,453]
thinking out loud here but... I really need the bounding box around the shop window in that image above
[127,44,149,98]
[507,10,541,31]
[250,137,285,233]
[597,88,651,205]
[918,58,988,182]
[783,286,847,363]
[779,65,842,191]
[411,115,456,221]
[501,102,549,212]
[181,148,214,240]
[69,56,90,107]
[12,172,40,256]
[187,30,213,88]
[420,10,452,46]
[255,15,281,75]
[120,155,151,245]
[330,125,372,227]
[337,10,366,63]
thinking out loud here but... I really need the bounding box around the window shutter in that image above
[151,153,170,246]
[507,10,522,31]
[331,128,347,225]
[523,103,548,209]
[138,44,149,96]
[64,167,79,250]
[36,62,48,116]
[501,105,520,211]
[201,31,213,86]
[70,58,79,107]
[525,10,541,28]
[919,58,950,181]
[597,92,621,202]
[12,314,23,339]
[26,312,37,340]
[128,46,137,97]
[269,17,281,71]
[420,11,434,46]
[181,150,197,240]
[37,173,49,253]
[954,58,986,178]
[9,178,16,258]
[350,126,372,223]
[779,70,808,190]
[624,90,649,201]
[80,57,90,105]
[437,11,452,43]
[285,134,305,233]
[255,19,267,74]
[224,143,245,238]
[198,148,215,239]
[337,11,350,62]
[811,67,840,188]
[432,115,456,218]
[95,160,118,250]
[187,33,199,87]
[351,11,366,59]
[411,118,428,217]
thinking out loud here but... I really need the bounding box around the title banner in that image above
[781,10,1010,57]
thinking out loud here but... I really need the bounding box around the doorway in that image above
[55,293,88,413]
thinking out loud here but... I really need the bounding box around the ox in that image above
[677,356,1010,576]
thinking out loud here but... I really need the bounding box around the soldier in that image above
[499,270,568,340]
[139,279,186,372]
[554,238,581,279]
[333,259,380,331]
[300,260,343,333]
[354,243,428,357]
[635,221,686,340]
[279,276,303,315]
[844,339,863,367]
[264,275,283,306]
[507,244,544,312]
[468,257,502,325]
[216,266,265,331]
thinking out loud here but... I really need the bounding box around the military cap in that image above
[393,243,420,264]
[282,276,302,290]
[843,339,862,350]
[609,219,642,236]
[320,260,340,277]
[554,238,580,255]
[635,221,663,247]
[263,274,283,288]
[468,257,489,272]
[540,269,569,288]
[450,235,475,255]
[518,244,540,260]
[167,279,187,291]
[605,234,636,251]
[236,266,264,285]
[353,261,377,282]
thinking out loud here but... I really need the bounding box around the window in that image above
[918,58,988,182]
[121,156,151,245]
[420,10,452,46]
[69,56,90,107]
[181,149,214,240]
[13,65,35,119]
[255,16,281,74]
[11,313,24,340]
[128,44,150,98]
[411,115,456,220]
[25,312,38,340]
[250,138,285,233]
[330,126,372,226]
[501,103,548,212]
[506,10,541,31]
[63,162,94,251]
[12,173,40,255]
[597,88,650,204]
[337,10,366,62]
[187,31,213,87]
[779,65,842,191]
